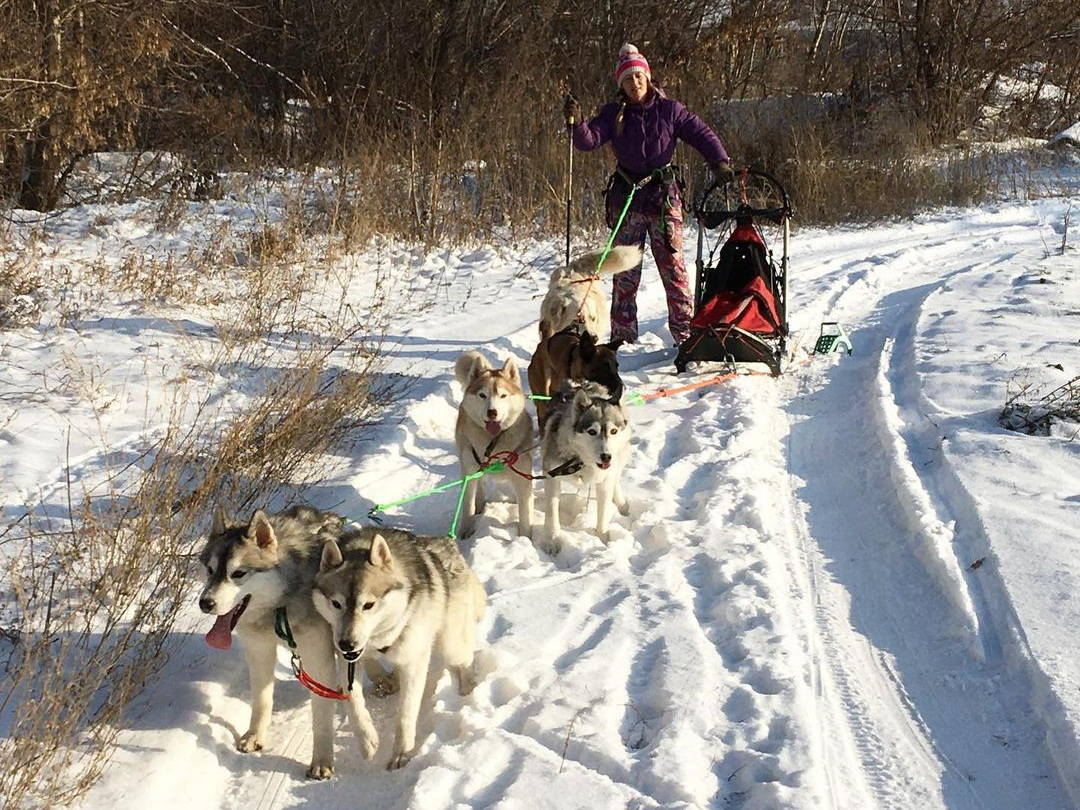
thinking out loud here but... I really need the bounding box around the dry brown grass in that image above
[290,100,1009,247]
[714,110,998,227]
[0,227,45,330]
[0,208,399,807]
[0,337,396,808]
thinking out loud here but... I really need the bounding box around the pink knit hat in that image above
[615,43,651,86]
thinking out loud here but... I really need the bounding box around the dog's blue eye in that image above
[330,599,342,610]
[231,570,246,580]
[362,601,375,611]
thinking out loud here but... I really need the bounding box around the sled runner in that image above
[675,169,792,375]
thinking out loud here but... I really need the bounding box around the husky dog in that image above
[454,351,534,539]
[528,324,624,426]
[198,505,377,779]
[539,245,643,340]
[540,381,632,553]
[313,526,486,770]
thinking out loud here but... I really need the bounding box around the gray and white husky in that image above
[313,526,486,770]
[540,380,632,553]
[454,350,535,539]
[198,505,377,778]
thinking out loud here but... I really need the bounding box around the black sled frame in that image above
[675,169,792,375]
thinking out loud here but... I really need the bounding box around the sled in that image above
[675,169,792,376]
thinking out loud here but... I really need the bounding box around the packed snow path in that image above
[75,201,1078,809]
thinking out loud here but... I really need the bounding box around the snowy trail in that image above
[63,201,1080,810]
[782,217,1072,809]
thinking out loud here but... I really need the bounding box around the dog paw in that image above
[236,731,263,753]
[306,762,334,780]
[369,674,398,698]
[386,750,412,771]
[616,499,631,517]
[359,733,379,761]
[539,538,561,555]
[456,668,478,696]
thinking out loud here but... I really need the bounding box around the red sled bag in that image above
[690,275,781,336]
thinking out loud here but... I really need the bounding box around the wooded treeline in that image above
[2,0,1077,223]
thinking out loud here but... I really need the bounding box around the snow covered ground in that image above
[2,172,1079,809]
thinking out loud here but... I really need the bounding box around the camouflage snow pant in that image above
[610,202,693,345]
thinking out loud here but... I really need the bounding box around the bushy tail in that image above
[561,245,643,280]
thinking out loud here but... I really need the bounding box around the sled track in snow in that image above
[782,226,1073,808]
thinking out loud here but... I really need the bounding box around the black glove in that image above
[564,94,581,125]
[711,161,735,185]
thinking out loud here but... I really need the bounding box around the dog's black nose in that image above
[339,639,357,653]
[599,453,612,464]
[486,408,497,419]
[199,596,216,613]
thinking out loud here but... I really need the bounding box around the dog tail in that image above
[455,351,489,386]
[572,244,643,278]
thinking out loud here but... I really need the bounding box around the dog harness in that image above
[470,429,585,480]
[469,431,510,469]
[274,607,356,700]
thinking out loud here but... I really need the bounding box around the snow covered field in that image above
[2,173,1078,809]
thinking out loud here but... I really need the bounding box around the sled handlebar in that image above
[695,168,792,229]
[697,206,789,227]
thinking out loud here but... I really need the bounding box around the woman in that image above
[566,43,732,347]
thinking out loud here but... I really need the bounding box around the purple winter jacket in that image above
[572,91,729,219]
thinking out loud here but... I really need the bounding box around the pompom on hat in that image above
[614,43,651,86]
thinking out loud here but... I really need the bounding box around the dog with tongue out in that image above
[453,350,535,540]
[197,504,377,779]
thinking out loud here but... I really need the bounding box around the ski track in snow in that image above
[38,201,1080,809]
[784,217,1072,809]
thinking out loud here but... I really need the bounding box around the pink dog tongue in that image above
[206,613,234,650]
[485,420,501,436]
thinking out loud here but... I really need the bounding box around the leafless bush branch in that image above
[0,234,399,808]
[1000,374,1080,435]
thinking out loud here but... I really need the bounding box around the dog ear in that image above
[578,332,597,360]
[571,387,593,416]
[369,533,394,570]
[211,505,228,535]
[454,351,489,386]
[320,539,344,572]
[500,357,519,384]
[246,510,277,550]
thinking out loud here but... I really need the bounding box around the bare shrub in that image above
[1000,375,1080,436]
[0,1,180,211]
[0,158,435,809]
[0,244,44,329]
[0,286,398,810]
